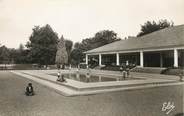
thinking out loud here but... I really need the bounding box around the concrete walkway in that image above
[11,70,184,96]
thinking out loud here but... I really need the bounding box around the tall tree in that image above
[137,19,174,37]
[65,39,73,64]
[26,24,58,66]
[55,36,68,69]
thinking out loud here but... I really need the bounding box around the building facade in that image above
[84,25,184,68]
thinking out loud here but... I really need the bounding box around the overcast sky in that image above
[0,0,183,48]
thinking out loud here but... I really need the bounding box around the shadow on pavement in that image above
[175,113,184,116]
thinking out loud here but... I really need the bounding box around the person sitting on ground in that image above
[60,75,66,82]
[57,71,66,82]
[25,83,34,96]
[57,71,61,81]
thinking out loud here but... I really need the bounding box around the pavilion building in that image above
[84,25,184,68]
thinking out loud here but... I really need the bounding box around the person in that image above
[57,71,66,82]
[119,66,123,80]
[86,72,90,83]
[57,71,61,81]
[179,73,183,82]
[120,66,123,72]
[86,66,91,82]
[25,83,34,96]
[122,64,127,79]
[126,67,130,78]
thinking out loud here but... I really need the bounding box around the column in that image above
[99,54,102,66]
[116,53,120,66]
[160,52,163,67]
[174,49,178,67]
[140,51,144,67]
[85,54,88,65]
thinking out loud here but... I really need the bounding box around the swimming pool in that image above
[50,73,143,83]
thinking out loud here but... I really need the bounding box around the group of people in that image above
[24,70,66,96]
[24,64,131,96]
[25,71,66,96]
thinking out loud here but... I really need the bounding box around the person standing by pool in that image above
[86,65,91,82]
[86,72,90,83]
[121,64,127,80]
[120,66,123,80]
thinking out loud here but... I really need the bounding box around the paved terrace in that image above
[11,69,184,96]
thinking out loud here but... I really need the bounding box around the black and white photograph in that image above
[0,0,183,116]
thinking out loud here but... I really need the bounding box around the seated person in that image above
[57,71,61,81]
[25,83,34,96]
[57,74,66,82]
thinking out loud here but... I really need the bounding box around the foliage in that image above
[71,30,120,64]
[80,30,120,51]
[0,45,10,64]
[0,28,120,66]
[70,45,83,65]
[65,39,73,64]
[55,36,68,68]
[137,19,174,37]
[70,30,121,64]
[26,24,58,65]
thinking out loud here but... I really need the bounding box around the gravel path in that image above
[0,71,183,116]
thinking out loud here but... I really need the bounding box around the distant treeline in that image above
[0,19,173,66]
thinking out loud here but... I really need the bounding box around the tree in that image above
[19,44,24,53]
[0,45,10,64]
[94,30,120,45]
[70,30,121,64]
[70,42,83,65]
[71,49,83,65]
[65,39,73,64]
[81,30,120,51]
[137,19,174,37]
[55,36,68,69]
[26,24,58,66]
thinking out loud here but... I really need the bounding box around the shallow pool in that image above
[50,73,143,83]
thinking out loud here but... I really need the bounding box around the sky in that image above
[0,0,184,48]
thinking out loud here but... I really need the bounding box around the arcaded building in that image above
[84,25,184,68]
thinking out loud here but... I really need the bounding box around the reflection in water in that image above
[69,73,72,79]
[99,75,101,82]
[76,73,80,81]
[57,73,141,83]
[86,72,90,83]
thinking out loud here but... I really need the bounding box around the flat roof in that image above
[85,25,184,54]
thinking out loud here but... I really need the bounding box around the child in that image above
[25,83,34,96]
[57,71,66,82]
[57,71,61,81]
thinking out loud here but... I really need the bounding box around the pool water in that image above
[50,73,142,83]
